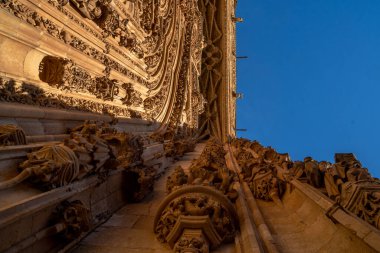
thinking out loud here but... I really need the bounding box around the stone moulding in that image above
[0,77,145,118]
[1,0,149,87]
[3,199,91,253]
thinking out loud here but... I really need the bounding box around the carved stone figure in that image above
[187,138,237,200]
[0,124,27,146]
[0,144,81,190]
[304,157,324,188]
[166,166,188,193]
[57,200,92,240]
[232,138,380,230]
[70,0,104,20]
[39,56,67,85]
[173,231,209,253]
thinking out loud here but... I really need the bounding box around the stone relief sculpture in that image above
[164,138,230,194]
[0,124,27,146]
[231,137,380,230]
[69,0,105,20]
[0,122,148,193]
[155,138,239,253]
[0,144,80,190]
[39,56,142,105]
[154,186,239,253]
[0,77,143,118]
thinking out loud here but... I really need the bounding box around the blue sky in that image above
[235,0,380,178]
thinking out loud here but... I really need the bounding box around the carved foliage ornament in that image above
[231,138,380,230]
[0,77,144,118]
[1,0,148,86]
[39,56,142,105]
[154,186,239,253]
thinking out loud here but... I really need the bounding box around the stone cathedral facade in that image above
[0,1,379,252]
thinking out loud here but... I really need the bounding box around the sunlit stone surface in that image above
[0,1,379,252]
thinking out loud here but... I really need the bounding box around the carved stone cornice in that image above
[231,137,380,230]
[0,77,145,118]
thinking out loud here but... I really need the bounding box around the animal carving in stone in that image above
[69,0,104,20]
[0,144,80,190]
[166,166,188,193]
[0,121,147,192]
[0,124,27,146]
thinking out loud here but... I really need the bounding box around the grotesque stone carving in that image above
[69,0,104,20]
[57,200,92,240]
[0,143,79,190]
[155,137,240,252]
[166,166,188,193]
[125,166,156,202]
[121,83,143,107]
[186,138,237,200]
[65,121,117,180]
[231,138,380,230]
[0,121,148,193]
[173,229,209,253]
[0,124,27,146]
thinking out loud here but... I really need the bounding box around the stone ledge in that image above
[291,179,380,252]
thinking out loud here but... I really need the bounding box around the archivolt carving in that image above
[231,138,380,230]
[2,0,211,131]
[1,0,148,86]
